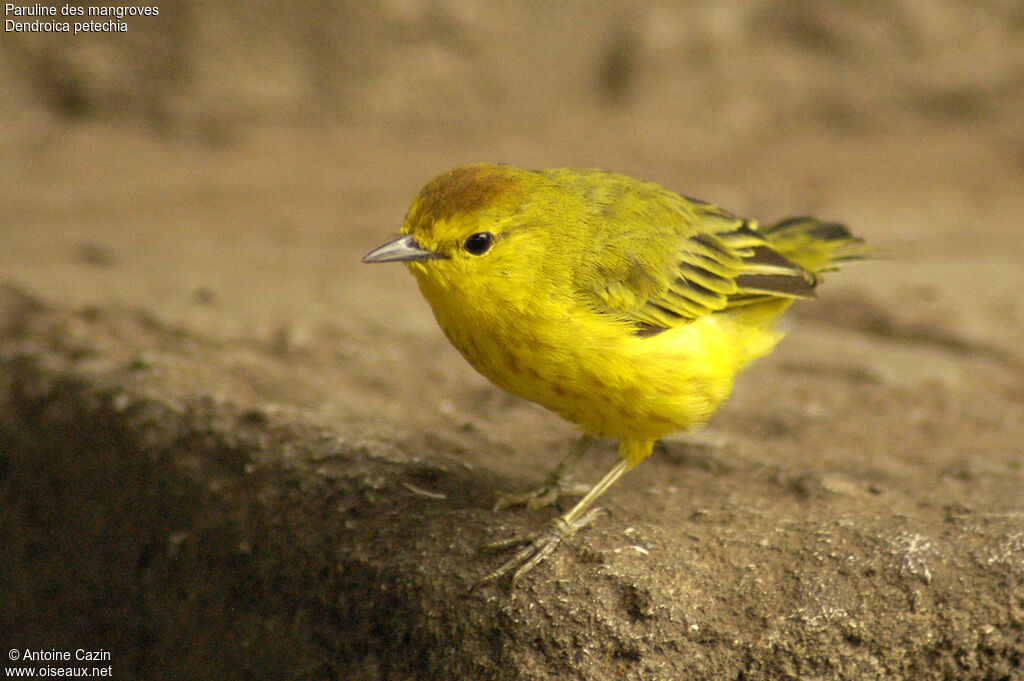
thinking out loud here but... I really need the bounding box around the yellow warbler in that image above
[364,164,865,587]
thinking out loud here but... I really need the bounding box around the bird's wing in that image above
[576,180,817,332]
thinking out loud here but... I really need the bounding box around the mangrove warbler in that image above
[364,164,865,587]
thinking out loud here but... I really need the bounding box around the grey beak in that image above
[362,234,445,263]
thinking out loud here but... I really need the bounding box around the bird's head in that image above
[364,164,561,302]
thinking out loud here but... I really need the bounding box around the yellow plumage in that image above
[364,163,864,586]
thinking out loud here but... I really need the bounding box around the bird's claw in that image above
[492,480,592,512]
[471,507,607,590]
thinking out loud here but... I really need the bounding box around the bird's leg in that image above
[493,434,596,511]
[474,458,631,589]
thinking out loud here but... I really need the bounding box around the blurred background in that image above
[3,5,1024,675]
[2,0,1023,396]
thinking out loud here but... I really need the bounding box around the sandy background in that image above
[2,1,1024,679]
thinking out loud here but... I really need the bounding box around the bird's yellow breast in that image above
[412,264,782,443]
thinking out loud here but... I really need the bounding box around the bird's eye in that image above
[463,232,494,255]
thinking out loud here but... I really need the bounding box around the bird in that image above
[363,163,865,587]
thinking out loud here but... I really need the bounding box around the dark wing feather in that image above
[568,171,817,333]
[634,226,816,327]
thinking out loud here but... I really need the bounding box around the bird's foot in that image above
[492,479,592,512]
[472,507,606,589]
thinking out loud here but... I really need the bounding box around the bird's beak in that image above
[362,234,445,263]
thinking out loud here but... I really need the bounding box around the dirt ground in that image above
[2,2,1024,679]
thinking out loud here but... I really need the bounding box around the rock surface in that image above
[2,2,1023,678]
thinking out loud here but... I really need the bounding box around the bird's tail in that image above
[719,216,866,336]
[760,217,866,278]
